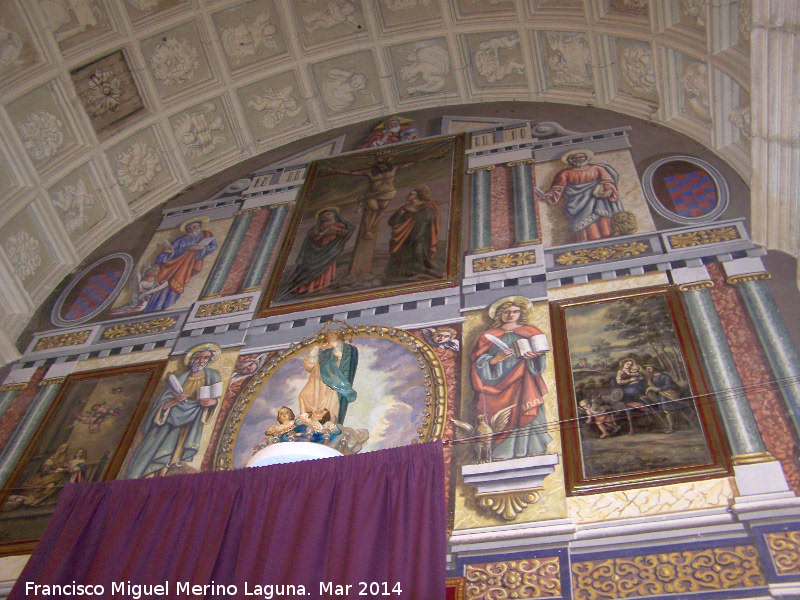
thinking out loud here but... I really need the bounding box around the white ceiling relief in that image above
[0,0,791,360]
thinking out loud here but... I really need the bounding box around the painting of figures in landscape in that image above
[551,287,729,495]
[0,363,164,553]
[218,327,447,470]
[261,136,463,316]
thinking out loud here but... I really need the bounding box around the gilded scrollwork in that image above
[101,317,177,339]
[668,226,740,249]
[476,491,539,521]
[466,556,561,599]
[571,545,765,599]
[554,242,648,266]
[195,298,252,318]
[33,330,91,351]
[473,251,536,273]
[0,383,27,392]
[766,530,800,575]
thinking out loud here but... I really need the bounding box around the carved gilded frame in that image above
[214,325,448,470]
[550,285,730,496]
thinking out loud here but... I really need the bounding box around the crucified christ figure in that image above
[322,157,415,240]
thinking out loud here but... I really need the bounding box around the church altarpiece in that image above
[1,113,799,600]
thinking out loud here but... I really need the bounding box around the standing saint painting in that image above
[538,149,623,242]
[298,327,358,425]
[280,208,354,297]
[125,344,222,478]
[470,296,552,460]
[385,186,440,281]
[144,217,218,312]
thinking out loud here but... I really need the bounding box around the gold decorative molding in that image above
[727,272,771,285]
[677,280,714,292]
[471,246,495,254]
[195,297,253,318]
[466,557,561,599]
[198,293,222,300]
[234,207,262,216]
[766,530,800,575]
[240,285,263,293]
[572,545,766,599]
[473,251,536,273]
[554,241,648,266]
[33,330,91,351]
[39,377,66,387]
[0,382,28,392]
[506,158,536,168]
[731,451,775,466]
[567,479,735,523]
[516,238,541,246]
[476,491,540,521]
[668,226,740,249]
[101,317,178,339]
[467,165,496,174]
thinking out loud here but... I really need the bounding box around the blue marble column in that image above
[730,273,800,440]
[0,387,21,421]
[509,159,539,246]
[242,203,290,292]
[469,166,493,253]
[0,380,62,488]
[201,208,259,299]
[679,283,768,459]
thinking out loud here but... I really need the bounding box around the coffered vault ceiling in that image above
[0,0,795,362]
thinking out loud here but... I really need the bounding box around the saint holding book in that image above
[124,343,223,478]
[470,296,552,460]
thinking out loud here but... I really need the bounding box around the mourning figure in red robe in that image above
[385,186,440,281]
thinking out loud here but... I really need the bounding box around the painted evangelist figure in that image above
[470,296,552,460]
[141,217,218,312]
[538,148,624,242]
[124,344,222,478]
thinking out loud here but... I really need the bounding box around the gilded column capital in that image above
[726,272,771,285]
[0,383,27,392]
[39,377,66,387]
[677,280,714,292]
[234,207,262,216]
[467,165,496,174]
[506,158,536,168]
[731,451,775,466]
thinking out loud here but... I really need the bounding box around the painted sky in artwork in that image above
[232,336,427,468]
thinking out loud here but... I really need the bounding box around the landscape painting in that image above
[0,362,164,555]
[550,286,729,495]
[259,135,463,317]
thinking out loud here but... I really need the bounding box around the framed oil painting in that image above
[258,135,464,317]
[213,324,448,471]
[550,286,729,496]
[0,361,165,555]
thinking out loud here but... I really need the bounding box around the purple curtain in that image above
[10,441,445,600]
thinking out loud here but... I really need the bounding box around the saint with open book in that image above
[125,344,223,478]
[470,296,552,460]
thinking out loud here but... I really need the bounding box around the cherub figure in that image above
[579,397,619,439]
[75,401,121,433]
[264,406,299,443]
[302,0,359,31]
